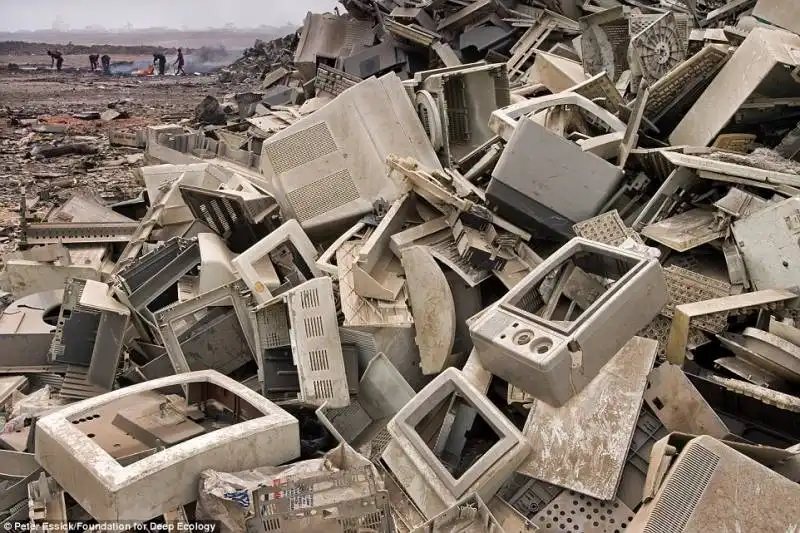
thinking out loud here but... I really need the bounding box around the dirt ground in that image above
[0,66,228,253]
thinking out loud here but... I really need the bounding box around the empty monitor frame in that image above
[252,277,350,408]
[231,219,322,305]
[469,238,668,407]
[630,436,800,532]
[413,62,510,166]
[34,370,299,521]
[383,368,530,519]
[257,72,441,237]
[48,279,130,390]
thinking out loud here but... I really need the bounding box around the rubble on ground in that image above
[2,0,800,531]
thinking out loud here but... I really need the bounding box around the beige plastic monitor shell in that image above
[488,92,627,142]
[629,435,800,533]
[258,73,441,236]
[254,277,350,408]
[670,28,800,146]
[382,368,531,519]
[231,219,321,305]
[415,62,511,166]
[469,238,668,407]
[34,370,299,521]
[140,163,230,226]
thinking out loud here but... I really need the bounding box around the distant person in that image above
[153,53,167,76]
[101,54,111,75]
[174,48,186,75]
[89,54,99,71]
[47,50,63,71]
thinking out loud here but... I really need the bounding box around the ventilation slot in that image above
[265,122,338,175]
[643,444,720,533]
[261,518,281,532]
[313,379,335,399]
[287,168,360,222]
[301,288,320,309]
[309,350,330,371]
[304,316,325,338]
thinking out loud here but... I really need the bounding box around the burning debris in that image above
[1,0,800,532]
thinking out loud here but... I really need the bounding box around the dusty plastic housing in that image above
[469,237,668,407]
[629,435,800,532]
[34,370,299,521]
[382,368,531,519]
[231,219,322,305]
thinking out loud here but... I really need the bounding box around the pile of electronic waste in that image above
[1,0,800,531]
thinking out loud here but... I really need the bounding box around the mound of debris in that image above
[2,0,800,531]
[216,33,299,84]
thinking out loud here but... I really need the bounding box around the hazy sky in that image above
[0,0,340,31]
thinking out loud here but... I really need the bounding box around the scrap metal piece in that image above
[531,491,635,533]
[666,289,800,365]
[24,222,139,244]
[383,368,531,519]
[641,208,727,252]
[517,336,657,501]
[732,197,800,291]
[661,266,731,334]
[470,238,668,407]
[401,246,456,375]
[250,448,392,533]
[232,219,321,305]
[671,28,800,146]
[34,370,299,521]
[630,12,687,88]
[252,277,350,408]
[628,435,800,532]
[572,210,630,246]
[409,494,503,532]
[644,363,729,438]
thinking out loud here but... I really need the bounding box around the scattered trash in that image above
[1,1,800,530]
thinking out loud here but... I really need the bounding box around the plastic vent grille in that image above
[643,443,720,533]
[631,13,686,86]
[265,122,338,175]
[573,210,629,247]
[533,491,635,533]
[369,427,393,461]
[443,77,471,144]
[322,401,372,443]
[256,303,291,349]
[287,168,360,222]
[498,474,562,519]
[661,266,730,333]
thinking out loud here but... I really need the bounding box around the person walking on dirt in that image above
[89,54,99,71]
[153,53,167,76]
[47,50,63,71]
[174,48,186,75]
[101,54,111,75]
